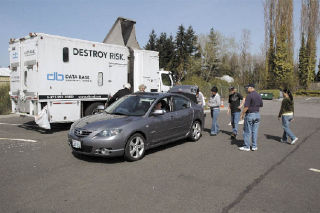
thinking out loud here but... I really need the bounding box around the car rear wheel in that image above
[188,121,202,142]
[124,133,145,161]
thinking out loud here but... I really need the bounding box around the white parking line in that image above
[309,168,320,173]
[0,122,36,127]
[0,122,20,126]
[0,138,38,143]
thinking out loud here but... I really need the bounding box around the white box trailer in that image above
[8,33,173,123]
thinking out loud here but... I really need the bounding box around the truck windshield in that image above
[161,73,172,86]
[105,95,156,116]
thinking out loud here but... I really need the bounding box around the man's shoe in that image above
[251,147,258,151]
[231,133,236,139]
[290,138,298,145]
[239,147,250,151]
[210,133,217,136]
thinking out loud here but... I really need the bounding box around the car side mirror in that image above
[151,109,165,116]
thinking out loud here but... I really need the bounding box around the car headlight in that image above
[96,129,122,137]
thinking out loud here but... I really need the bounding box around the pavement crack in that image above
[221,126,320,213]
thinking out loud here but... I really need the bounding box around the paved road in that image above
[0,97,319,213]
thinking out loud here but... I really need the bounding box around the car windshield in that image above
[105,95,156,116]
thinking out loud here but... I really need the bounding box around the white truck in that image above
[8,17,173,124]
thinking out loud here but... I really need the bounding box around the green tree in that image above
[317,59,320,81]
[145,29,157,50]
[273,26,294,89]
[298,34,309,88]
[201,28,220,82]
[156,32,175,69]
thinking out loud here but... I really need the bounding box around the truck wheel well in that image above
[82,101,106,117]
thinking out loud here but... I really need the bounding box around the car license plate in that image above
[72,139,81,149]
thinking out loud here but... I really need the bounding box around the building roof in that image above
[0,68,10,77]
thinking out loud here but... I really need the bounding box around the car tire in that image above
[188,120,202,142]
[124,133,146,161]
[84,102,104,116]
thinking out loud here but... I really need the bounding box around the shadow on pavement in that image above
[146,138,193,156]
[72,152,125,164]
[264,134,282,143]
[18,121,72,134]
[71,138,193,164]
[231,139,244,147]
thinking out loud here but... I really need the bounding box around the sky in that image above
[0,0,319,69]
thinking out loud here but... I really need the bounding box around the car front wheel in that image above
[124,133,145,161]
[188,121,202,142]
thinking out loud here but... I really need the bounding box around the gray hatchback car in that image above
[68,92,204,161]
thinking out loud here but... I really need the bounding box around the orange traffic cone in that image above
[220,99,224,108]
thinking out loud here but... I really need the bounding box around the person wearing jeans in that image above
[231,112,241,136]
[228,87,244,139]
[209,86,221,136]
[278,89,298,144]
[240,84,263,151]
[243,112,261,150]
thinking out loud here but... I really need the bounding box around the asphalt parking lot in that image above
[0,97,320,213]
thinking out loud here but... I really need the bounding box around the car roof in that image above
[133,92,189,100]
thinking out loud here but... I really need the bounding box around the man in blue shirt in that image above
[240,84,263,151]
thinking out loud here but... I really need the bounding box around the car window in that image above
[106,95,156,116]
[172,96,190,111]
[153,97,171,112]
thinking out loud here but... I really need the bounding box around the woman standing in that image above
[209,86,221,136]
[278,89,298,144]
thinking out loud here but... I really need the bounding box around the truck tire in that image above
[84,102,104,116]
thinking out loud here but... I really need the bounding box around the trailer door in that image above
[107,63,127,95]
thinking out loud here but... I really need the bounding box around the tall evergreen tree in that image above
[202,28,220,82]
[185,26,199,56]
[145,29,157,50]
[298,34,309,88]
[273,26,294,89]
[300,0,320,89]
[156,33,175,70]
[317,59,320,81]
[174,25,188,82]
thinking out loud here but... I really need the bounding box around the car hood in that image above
[73,113,139,130]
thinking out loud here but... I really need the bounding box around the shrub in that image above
[0,84,11,115]
[295,89,320,97]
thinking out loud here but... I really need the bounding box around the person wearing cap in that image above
[138,84,146,92]
[208,86,221,136]
[240,84,263,151]
[228,87,244,139]
[107,83,131,106]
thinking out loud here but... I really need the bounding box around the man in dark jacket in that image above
[240,84,263,151]
[107,83,131,106]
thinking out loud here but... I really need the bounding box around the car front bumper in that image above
[67,133,125,157]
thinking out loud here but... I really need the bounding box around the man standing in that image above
[240,84,263,151]
[208,86,221,136]
[228,87,244,139]
[107,83,131,106]
[196,88,205,108]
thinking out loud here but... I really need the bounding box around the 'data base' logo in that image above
[47,72,64,81]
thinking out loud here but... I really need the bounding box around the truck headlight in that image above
[96,129,122,137]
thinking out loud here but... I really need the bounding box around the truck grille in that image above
[74,128,92,137]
